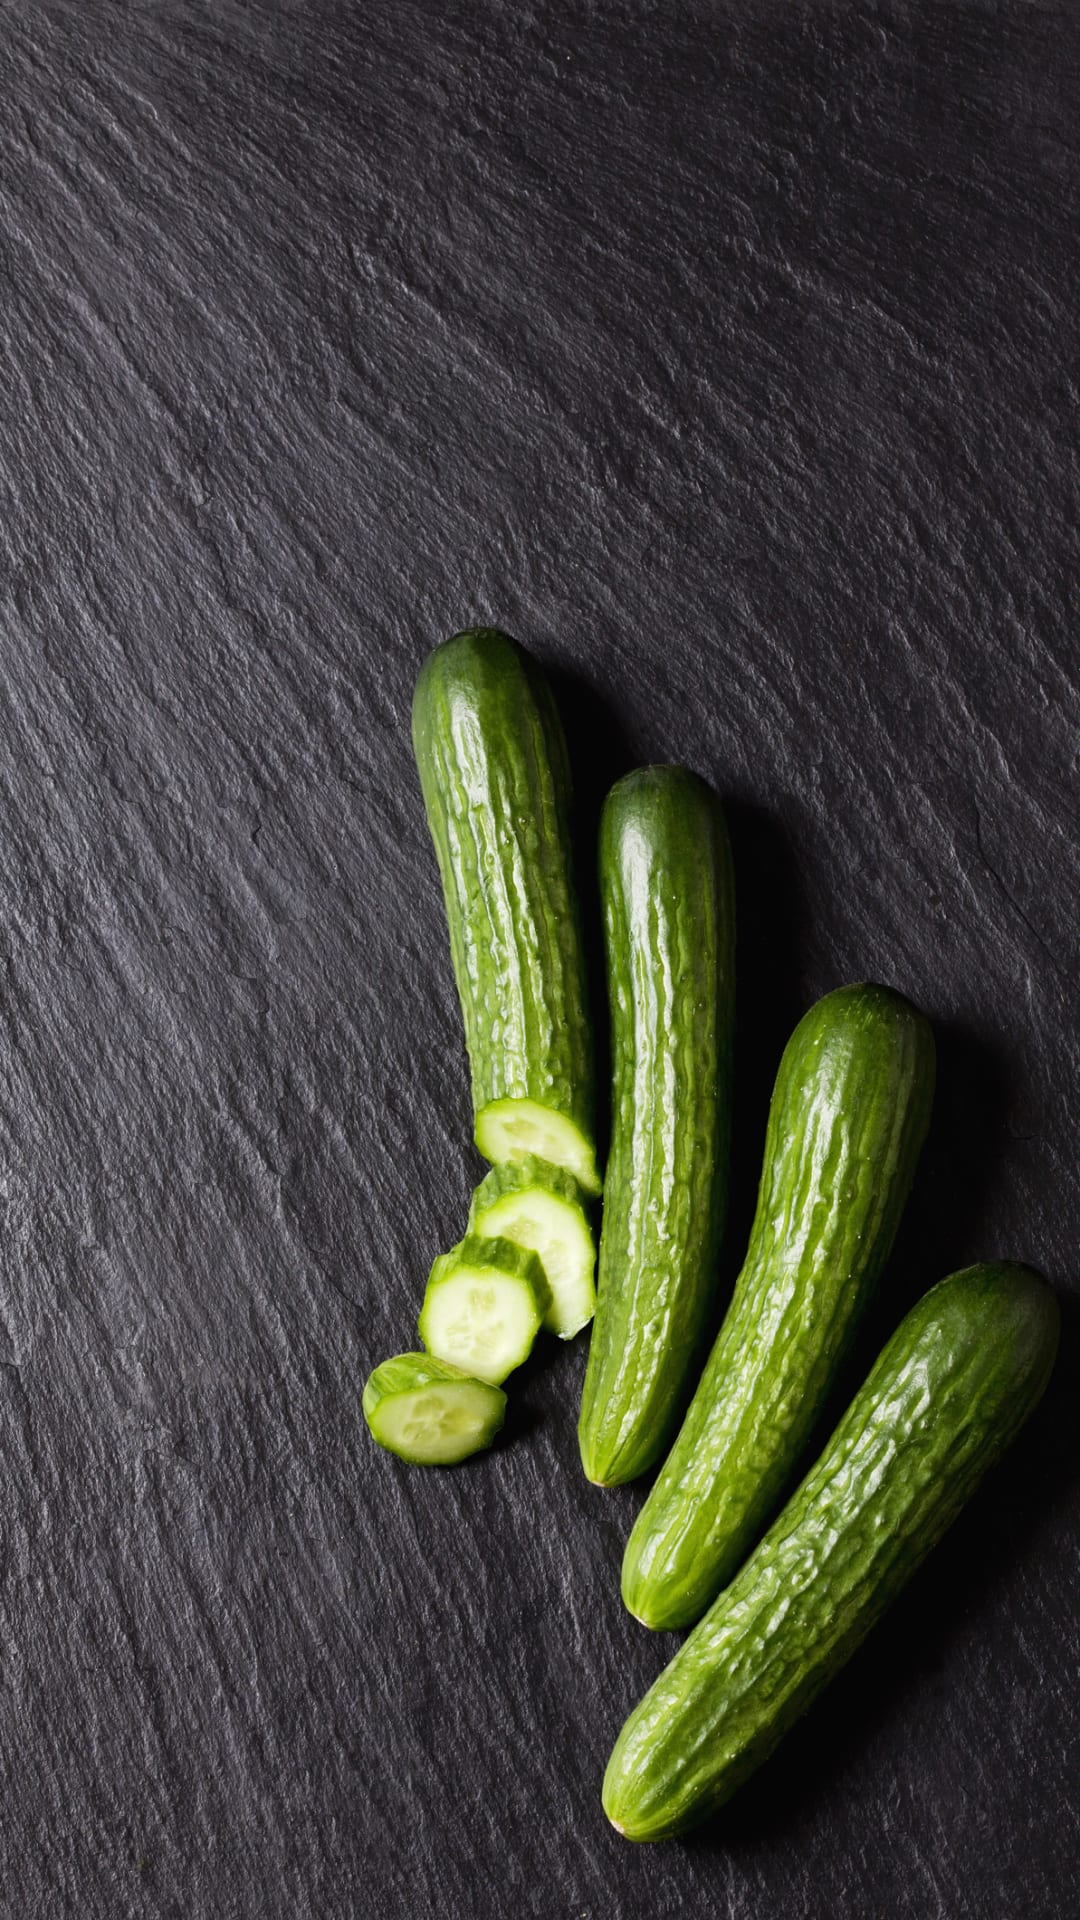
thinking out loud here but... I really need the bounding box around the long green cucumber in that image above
[578,767,735,1485]
[623,983,935,1628]
[604,1262,1060,1840]
[412,629,599,1193]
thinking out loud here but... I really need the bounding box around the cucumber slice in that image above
[475,1098,602,1198]
[419,1235,551,1384]
[469,1156,596,1340]
[363,1353,506,1466]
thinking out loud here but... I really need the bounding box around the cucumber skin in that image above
[623,983,936,1627]
[604,1263,1060,1841]
[411,630,597,1186]
[469,1155,587,1221]
[578,767,736,1486]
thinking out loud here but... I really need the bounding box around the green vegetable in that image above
[363,1352,507,1466]
[468,1156,596,1340]
[412,629,600,1194]
[604,1262,1059,1840]
[418,1234,550,1384]
[623,983,935,1629]
[578,766,735,1485]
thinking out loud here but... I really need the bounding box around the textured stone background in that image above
[0,3,1077,1915]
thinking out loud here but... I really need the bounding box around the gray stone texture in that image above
[0,2,1076,1915]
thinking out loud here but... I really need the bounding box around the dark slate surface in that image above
[1,2,1077,1914]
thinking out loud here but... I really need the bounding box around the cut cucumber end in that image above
[363,1352,506,1466]
[419,1236,548,1384]
[470,1179,596,1340]
[475,1099,602,1197]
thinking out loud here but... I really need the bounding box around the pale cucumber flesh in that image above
[363,1352,506,1466]
[475,1098,602,1197]
[420,1260,545,1384]
[473,1189,596,1339]
[369,1382,504,1465]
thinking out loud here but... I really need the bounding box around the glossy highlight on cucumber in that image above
[604,1263,1060,1841]
[579,766,735,1485]
[623,983,935,1629]
[412,629,600,1194]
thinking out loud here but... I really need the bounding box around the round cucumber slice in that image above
[418,1235,550,1384]
[475,1098,602,1197]
[469,1157,596,1340]
[363,1352,506,1466]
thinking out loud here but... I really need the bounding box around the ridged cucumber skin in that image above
[623,983,936,1627]
[578,767,736,1487]
[411,630,598,1192]
[469,1155,586,1219]
[421,1234,551,1321]
[604,1263,1060,1841]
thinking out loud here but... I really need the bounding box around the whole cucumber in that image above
[604,1262,1060,1840]
[412,629,599,1193]
[578,766,735,1485]
[623,983,935,1629]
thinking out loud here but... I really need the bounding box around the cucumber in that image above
[412,629,600,1194]
[363,1352,507,1466]
[468,1156,596,1340]
[418,1234,550,1385]
[622,983,935,1629]
[578,767,736,1486]
[603,1262,1060,1841]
